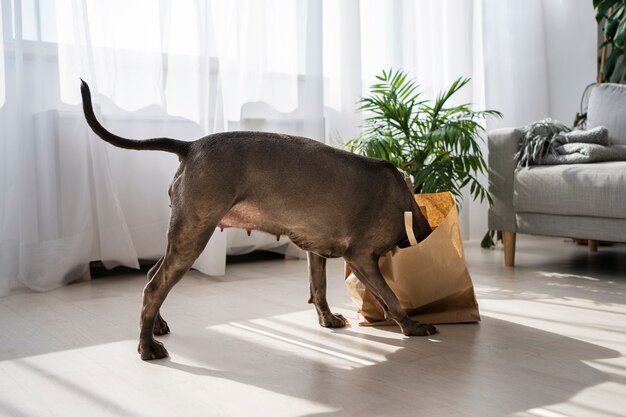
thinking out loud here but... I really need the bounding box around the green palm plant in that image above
[347,69,502,205]
[595,0,626,83]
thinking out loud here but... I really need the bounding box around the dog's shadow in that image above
[154,358,223,377]
[153,316,620,417]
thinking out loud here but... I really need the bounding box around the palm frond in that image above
[347,69,502,208]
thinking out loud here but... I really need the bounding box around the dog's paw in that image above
[401,322,437,336]
[320,313,349,328]
[138,338,169,360]
[153,316,170,336]
[423,324,437,335]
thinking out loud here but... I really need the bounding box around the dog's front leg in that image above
[346,254,436,336]
[307,252,349,328]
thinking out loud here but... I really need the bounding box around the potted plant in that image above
[595,0,626,83]
[347,68,501,214]
[575,1,626,126]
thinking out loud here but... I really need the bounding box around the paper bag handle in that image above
[404,211,418,246]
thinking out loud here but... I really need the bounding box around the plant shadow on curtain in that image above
[0,0,596,296]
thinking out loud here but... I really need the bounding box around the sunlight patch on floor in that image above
[229,322,377,366]
[518,381,626,417]
[207,311,402,369]
[521,407,573,417]
[537,271,601,282]
[1,340,342,417]
[480,296,626,351]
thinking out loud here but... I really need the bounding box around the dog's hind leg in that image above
[146,257,170,335]
[307,252,349,328]
[346,254,436,336]
[138,212,221,360]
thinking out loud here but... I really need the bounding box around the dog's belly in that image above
[218,201,285,236]
[218,201,348,258]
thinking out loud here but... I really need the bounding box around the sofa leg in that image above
[503,232,516,267]
[588,239,599,253]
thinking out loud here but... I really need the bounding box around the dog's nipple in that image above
[246,229,251,236]
[220,227,224,232]
[276,235,280,241]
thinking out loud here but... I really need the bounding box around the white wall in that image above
[542,0,598,125]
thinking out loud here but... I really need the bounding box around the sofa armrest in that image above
[488,128,523,232]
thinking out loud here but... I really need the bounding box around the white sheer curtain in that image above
[0,0,596,295]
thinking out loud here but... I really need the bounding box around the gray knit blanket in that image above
[515,118,626,168]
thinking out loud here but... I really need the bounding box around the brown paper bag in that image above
[345,192,480,325]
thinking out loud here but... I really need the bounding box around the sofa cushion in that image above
[587,83,626,145]
[514,161,626,219]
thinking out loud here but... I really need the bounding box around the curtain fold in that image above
[0,0,596,295]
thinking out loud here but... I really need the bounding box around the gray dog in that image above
[81,80,436,361]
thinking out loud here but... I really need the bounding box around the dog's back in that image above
[182,131,427,257]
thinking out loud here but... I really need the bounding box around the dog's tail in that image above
[80,80,190,157]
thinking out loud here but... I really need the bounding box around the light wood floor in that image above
[1,236,625,417]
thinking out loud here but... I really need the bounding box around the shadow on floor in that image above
[153,315,621,417]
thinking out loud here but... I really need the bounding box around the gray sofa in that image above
[488,83,626,266]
